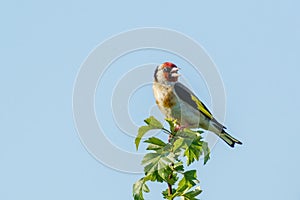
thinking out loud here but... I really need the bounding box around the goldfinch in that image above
[153,62,242,147]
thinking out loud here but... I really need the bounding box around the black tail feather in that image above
[219,130,242,148]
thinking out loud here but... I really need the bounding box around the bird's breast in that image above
[162,89,176,108]
[153,82,210,129]
[153,83,177,118]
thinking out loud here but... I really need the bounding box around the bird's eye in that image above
[163,68,169,72]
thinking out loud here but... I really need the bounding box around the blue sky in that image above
[1,0,300,199]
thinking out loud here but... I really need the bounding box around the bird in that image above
[152,62,242,147]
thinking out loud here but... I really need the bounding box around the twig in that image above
[168,173,173,197]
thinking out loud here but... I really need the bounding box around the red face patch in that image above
[163,62,177,68]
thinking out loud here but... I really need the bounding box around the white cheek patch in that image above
[171,67,180,73]
[171,73,180,77]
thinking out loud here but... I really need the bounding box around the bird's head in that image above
[154,62,180,84]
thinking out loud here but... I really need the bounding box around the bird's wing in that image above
[174,82,227,130]
[174,82,213,120]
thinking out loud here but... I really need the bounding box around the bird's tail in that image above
[217,130,242,148]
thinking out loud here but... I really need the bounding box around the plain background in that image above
[1,0,300,199]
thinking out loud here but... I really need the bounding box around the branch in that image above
[167,173,173,196]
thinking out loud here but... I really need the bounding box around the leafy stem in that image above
[162,127,172,135]
[133,116,210,200]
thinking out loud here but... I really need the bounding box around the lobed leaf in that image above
[184,136,203,166]
[202,141,210,165]
[182,187,202,200]
[142,151,175,183]
[144,116,163,128]
[133,178,150,200]
[173,161,184,173]
[176,170,199,194]
[135,116,163,150]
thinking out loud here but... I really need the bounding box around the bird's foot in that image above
[174,124,186,132]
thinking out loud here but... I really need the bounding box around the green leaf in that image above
[135,126,152,150]
[173,162,184,173]
[142,152,173,173]
[202,141,210,165]
[165,118,178,133]
[174,129,199,141]
[142,183,150,193]
[144,137,166,151]
[144,137,166,147]
[177,170,199,194]
[196,130,204,134]
[162,188,177,200]
[146,170,164,182]
[183,128,201,138]
[142,151,175,181]
[175,128,210,165]
[182,187,202,200]
[173,137,185,152]
[182,170,199,187]
[169,173,179,185]
[141,153,161,166]
[135,116,163,150]
[162,189,169,199]
[133,178,150,200]
[144,116,164,128]
[183,136,203,166]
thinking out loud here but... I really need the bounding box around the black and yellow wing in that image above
[174,82,226,129]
